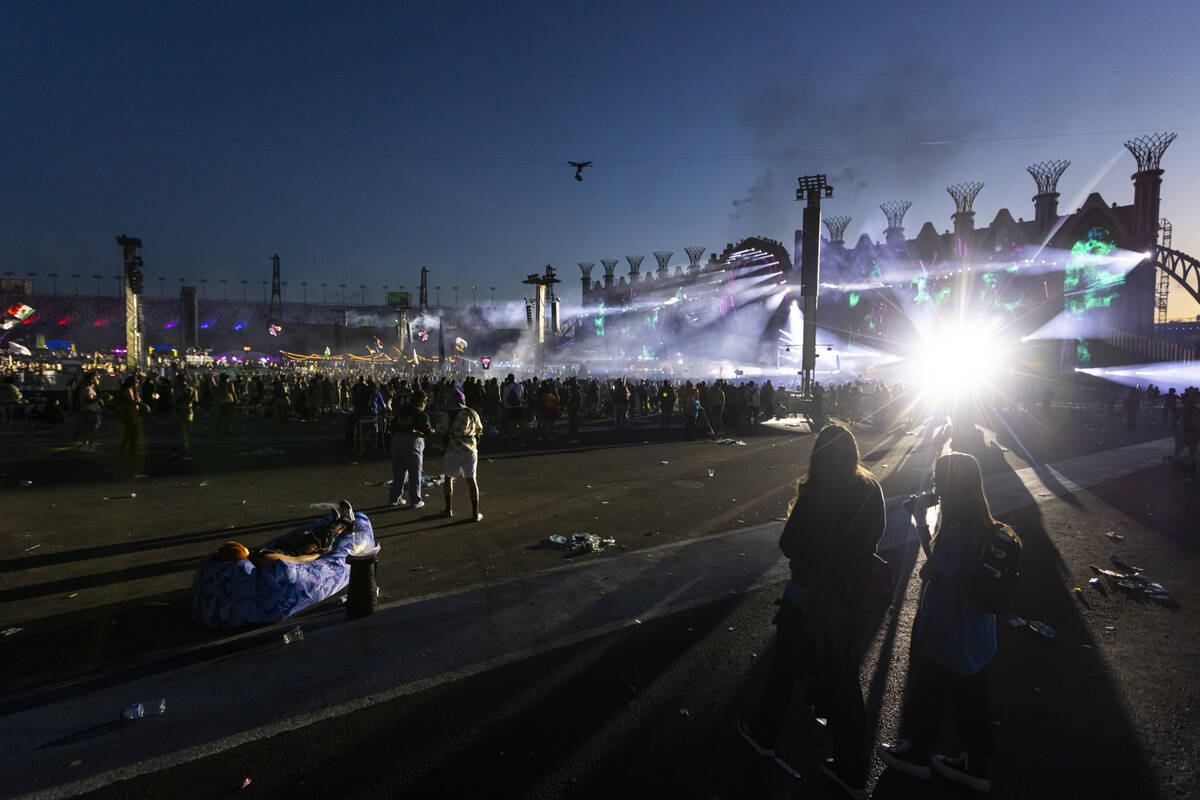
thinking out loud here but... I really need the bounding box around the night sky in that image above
[2,1,1198,315]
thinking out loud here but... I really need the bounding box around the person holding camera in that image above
[739,424,885,799]
[879,452,1015,793]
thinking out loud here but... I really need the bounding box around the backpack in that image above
[963,524,1022,614]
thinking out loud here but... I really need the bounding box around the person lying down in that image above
[211,500,355,566]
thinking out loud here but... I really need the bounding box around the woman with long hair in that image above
[879,451,1017,793]
[739,424,885,799]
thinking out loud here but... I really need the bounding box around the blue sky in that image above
[2,0,1198,315]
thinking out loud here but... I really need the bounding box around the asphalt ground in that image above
[2,402,1198,798]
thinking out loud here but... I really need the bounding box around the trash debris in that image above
[19,480,32,487]
[1,627,23,637]
[120,698,167,720]
[1109,554,1143,573]
[815,717,828,727]
[716,439,747,446]
[1104,532,1125,542]
[240,778,252,790]
[707,469,715,477]
[1028,621,1056,639]
[1091,561,1171,601]
[1104,625,1115,631]
[643,530,662,537]
[660,460,670,465]
[134,474,149,479]
[67,593,79,599]
[1002,614,1027,628]
[69,760,82,767]
[282,626,304,645]
[23,544,40,552]
[547,532,617,554]
[198,480,209,487]
[1088,577,1100,586]
[421,476,445,487]
[678,708,690,718]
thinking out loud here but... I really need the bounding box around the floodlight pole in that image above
[796,175,832,395]
[522,265,560,372]
[116,235,145,370]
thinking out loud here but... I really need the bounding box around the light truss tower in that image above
[116,235,145,369]
[684,246,706,274]
[522,265,560,371]
[1156,218,1173,324]
[822,215,851,245]
[879,202,911,245]
[268,253,283,329]
[795,174,833,395]
[601,258,619,288]
[653,250,673,277]
[1026,160,1070,234]
[946,181,984,238]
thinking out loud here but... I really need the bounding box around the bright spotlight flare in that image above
[906,319,1012,402]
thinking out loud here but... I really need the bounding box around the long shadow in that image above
[0,513,326,574]
[883,428,1166,799]
[262,594,754,800]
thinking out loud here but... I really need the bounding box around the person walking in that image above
[659,379,675,429]
[389,389,433,508]
[565,377,582,444]
[442,389,484,522]
[739,424,885,799]
[878,451,1016,793]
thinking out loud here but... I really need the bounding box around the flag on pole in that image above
[6,303,34,321]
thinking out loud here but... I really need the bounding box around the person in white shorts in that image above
[442,388,484,522]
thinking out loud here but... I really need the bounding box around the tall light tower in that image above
[116,235,145,369]
[522,265,560,371]
[946,182,984,245]
[601,258,619,289]
[268,254,283,334]
[684,246,706,275]
[795,175,833,395]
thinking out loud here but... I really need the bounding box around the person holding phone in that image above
[879,452,1016,793]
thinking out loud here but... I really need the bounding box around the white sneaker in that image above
[473,512,483,523]
[411,501,425,510]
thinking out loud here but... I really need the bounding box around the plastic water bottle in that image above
[283,626,304,644]
[121,698,167,720]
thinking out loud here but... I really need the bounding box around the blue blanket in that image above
[192,512,377,628]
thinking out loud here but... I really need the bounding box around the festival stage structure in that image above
[567,131,1198,376]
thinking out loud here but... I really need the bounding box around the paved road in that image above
[2,406,1198,798]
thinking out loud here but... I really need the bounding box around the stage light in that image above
[907,320,1010,401]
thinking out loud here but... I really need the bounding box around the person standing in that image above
[389,390,433,508]
[878,452,1015,793]
[659,379,675,429]
[678,380,699,440]
[169,372,198,460]
[612,378,629,431]
[442,390,484,522]
[215,373,238,434]
[77,372,103,451]
[565,377,582,444]
[706,381,725,435]
[739,424,885,799]
[116,374,145,457]
[501,373,525,447]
